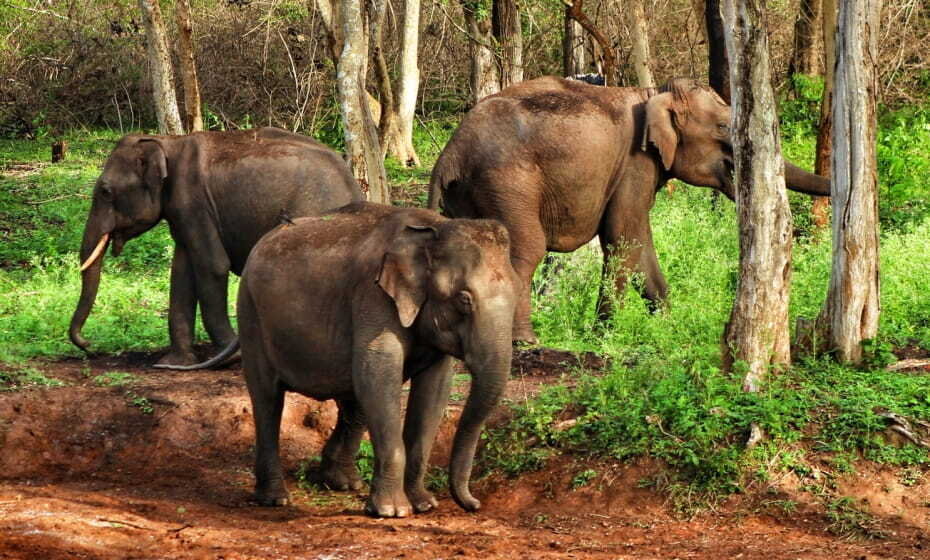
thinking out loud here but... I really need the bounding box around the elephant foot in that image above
[511,325,539,347]
[254,484,289,507]
[154,349,198,369]
[365,487,412,518]
[319,462,364,492]
[406,486,438,513]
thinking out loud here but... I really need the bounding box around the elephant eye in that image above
[717,123,730,134]
[456,290,474,312]
[99,186,113,200]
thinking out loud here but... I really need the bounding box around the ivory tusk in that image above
[79,233,110,272]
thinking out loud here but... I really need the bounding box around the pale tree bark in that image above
[138,0,184,134]
[706,0,730,103]
[563,0,616,85]
[815,0,881,364]
[721,0,793,392]
[369,0,399,157]
[626,0,655,88]
[338,0,389,204]
[493,0,523,88]
[789,0,823,78]
[811,0,837,228]
[562,7,586,76]
[174,0,203,132]
[382,0,420,166]
[461,0,500,104]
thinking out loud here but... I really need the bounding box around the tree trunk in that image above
[720,0,793,392]
[382,0,421,167]
[564,0,616,86]
[705,0,730,103]
[138,0,184,134]
[626,0,655,88]
[811,0,837,228]
[461,0,500,105]
[789,0,823,78]
[338,0,390,204]
[815,0,881,364]
[174,0,203,132]
[369,0,399,159]
[562,7,586,76]
[493,0,523,88]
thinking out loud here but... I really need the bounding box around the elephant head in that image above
[642,78,830,199]
[69,136,171,352]
[377,218,516,511]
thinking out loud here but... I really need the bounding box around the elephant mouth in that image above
[718,158,736,201]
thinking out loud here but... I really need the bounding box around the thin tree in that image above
[563,0,616,85]
[721,0,793,392]
[562,6,585,76]
[814,0,881,364]
[461,0,500,104]
[369,0,399,156]
[811,0,837,228]
[789,0,823,78]
[705,0,730,103]
[338,0,390,204]
[174,0,203,132]
[138,0,184,134]
[493,0,523,88]
[626,0,655,88]
[387,0,421,166]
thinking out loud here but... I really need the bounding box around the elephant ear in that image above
[642,92,679,171]
[137,138,168,193]
[377,225,438,328]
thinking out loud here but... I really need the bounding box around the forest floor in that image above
[1,349,928,559]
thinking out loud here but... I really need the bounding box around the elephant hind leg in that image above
[156,245,198,367]
[595,195,651,322]
[319,398,366,491]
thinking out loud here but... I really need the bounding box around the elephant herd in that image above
[68,77,830,517]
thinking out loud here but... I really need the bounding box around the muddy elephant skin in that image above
[229,202,516,517]
[427,76,831,344]
[68,127,362,367]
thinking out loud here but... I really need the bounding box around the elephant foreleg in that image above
[186,237,236,349]
[403,355,454,513]
[595,196,649,322]
[319,398,366,491]
[634,230,669,313]
[352,329,411,518]
[156,245,198,367]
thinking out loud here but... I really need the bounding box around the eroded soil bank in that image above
[1,350,927,559]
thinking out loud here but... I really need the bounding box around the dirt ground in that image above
[1,348,928,559]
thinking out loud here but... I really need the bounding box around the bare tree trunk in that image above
[138,0,184,134]
[626,0,655,88]
[493,0,523,88]
[815,0,881,364]
[338,0,389,204]
[383,0,421,167]
[174,0,203,132]
[562,7,586,76]
[705,0,730,103]
[461,0,500,104]
[369,0,399,158]
[721,0,793,392]
[564,0,616,86]
[811,0,837,228]
[789,0,823,78]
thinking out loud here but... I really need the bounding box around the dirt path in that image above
[0,350,927,559]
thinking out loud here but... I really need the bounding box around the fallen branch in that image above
[96,517,156,531]
[885,358,930,372]
[877,410,930,449]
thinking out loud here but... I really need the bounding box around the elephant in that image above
[426,76,831,344]
[186,202,517,517]
[68,127,362,367]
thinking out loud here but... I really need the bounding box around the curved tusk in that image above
[79,233,110,272]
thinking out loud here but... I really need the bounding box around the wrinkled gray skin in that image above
[226,202,516,517]
[68,128,362,367]
[427,77,831,344]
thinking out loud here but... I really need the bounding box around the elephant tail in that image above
[427,150,461,212]
[153,339,241,371]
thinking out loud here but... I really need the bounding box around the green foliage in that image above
[0,366,64,391]
[93,371,138,387]
[570,468,598,489]
[826,497,886,539]
[124,390,154,414]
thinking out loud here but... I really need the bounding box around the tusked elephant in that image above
[184,202,517,517]
[427,76,831,344]
[69,127,362,367]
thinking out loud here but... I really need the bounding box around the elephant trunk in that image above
[69,218,111,352]
[784,160,831,197]
[449,337,511,512]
